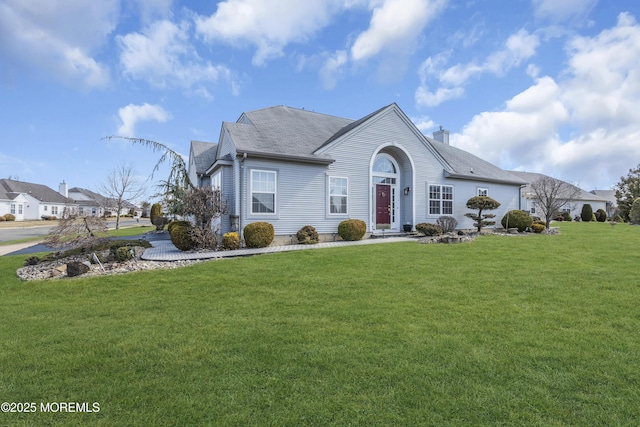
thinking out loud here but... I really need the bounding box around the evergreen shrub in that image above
[629,198,640,224]
[338,219,367,241]
[531,223,545,233]
[5,214,16,221]
[243,222,274,248]
[581,204,593,222]
[416,223,443,236]
[296,225,319,244]
[501,210,533,232]
[222,232,240,250]
[169,221,196,251]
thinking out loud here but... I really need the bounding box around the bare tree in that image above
[183,186,228,249]
[529,176,582,229]
[45,215,109,251]
[98,164,146,230]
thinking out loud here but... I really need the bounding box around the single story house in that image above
[589,189,617,218]
[510,171,609,219]
[189,103,528,244]
[0,179,77,221]
[67,186,140,217]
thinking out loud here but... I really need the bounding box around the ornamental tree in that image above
[465,196,501,232]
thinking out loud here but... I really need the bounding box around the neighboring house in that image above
[590,189,617,218]
[189,103,527,244]
[67,187,139,217]
[188,140,219,188]
[510,171,609,219]
[0,178,77,220]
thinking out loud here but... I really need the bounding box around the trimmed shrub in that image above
[416,222,443,236]
[437,216,458,233]
[501,210,533,232]
[222,232,240,250]
[24,256,40,266]
[338,219,367,241]
[595,209,607,222]
[5,213,16,221]
[0,216,5,221]
[531,223,545,233]
[629,198,640,224]
[115,246,134,262]
[243,222,274,248]
[296,225,319,244]
[581,204,593,222]
[562,211,572,221]
[613,214,624,223]
[169,221,196,251]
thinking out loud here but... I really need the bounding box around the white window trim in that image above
[250,169,277,216]
[328,176,349,216]
[428,184,454,216]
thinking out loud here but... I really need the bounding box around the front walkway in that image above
[141,236,415,262]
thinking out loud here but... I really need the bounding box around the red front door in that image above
[376,184,391,228]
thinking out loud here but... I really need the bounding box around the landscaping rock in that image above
[67,261,90,277]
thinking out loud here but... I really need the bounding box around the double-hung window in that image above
[329,177,348,214]
[251,170,276,214]
[428,184,453,215]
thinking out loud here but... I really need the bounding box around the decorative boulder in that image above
[67,261,90,277]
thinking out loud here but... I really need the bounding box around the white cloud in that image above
[0,0,116,88]
[195,0,342,66]
[451,13,640,190]
[532,0,597,23]
[416,29,539,107]
[411,115,436,133]
[117,20,237,98]
[117,103,171,137]
[319,50,348,90]
[350,0,447,62]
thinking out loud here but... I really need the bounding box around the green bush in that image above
[501,210,533,232]
[114,246,134,262]
[243,222,275,248]
[613,214,624,223]
[338,219,367,241]
[629,198,640,224]
[169,221,196,251]
[562,211,572,221]
[5,213,16,221]
[296,225,319,244]
[415,223,443,236]
[581,204,593,222]
[222,232,240,250]
[595,209,607,222]
[531,223,545,233]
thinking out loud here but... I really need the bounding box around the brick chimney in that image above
[433,125,450,145]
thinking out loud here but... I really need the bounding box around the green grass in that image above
[0,225,154,246]
[1,222,639,426]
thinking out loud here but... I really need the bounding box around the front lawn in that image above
[1,222,639,425]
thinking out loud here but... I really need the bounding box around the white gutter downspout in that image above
[237,152,247,240]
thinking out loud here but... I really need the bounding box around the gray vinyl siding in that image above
[240,158,331,235]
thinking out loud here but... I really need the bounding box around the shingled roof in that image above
[509,171,609,202]
[212,104,528,185]
[0,179,75,204]
[224,106,353,163]
[190,140,218,174]
[428,140,527,185]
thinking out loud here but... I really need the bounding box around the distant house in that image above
[188,103,528,244]
[590,189,617,218]
[0,179,77,221]
[67,187,139,217]
[510,171,609,219]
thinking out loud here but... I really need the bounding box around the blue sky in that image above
[1,0,639,202]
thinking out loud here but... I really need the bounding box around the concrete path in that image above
[141,236,416,262]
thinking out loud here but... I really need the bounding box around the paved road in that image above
[0,218,150,243]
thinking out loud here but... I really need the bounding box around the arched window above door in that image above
[373,155,396,174]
